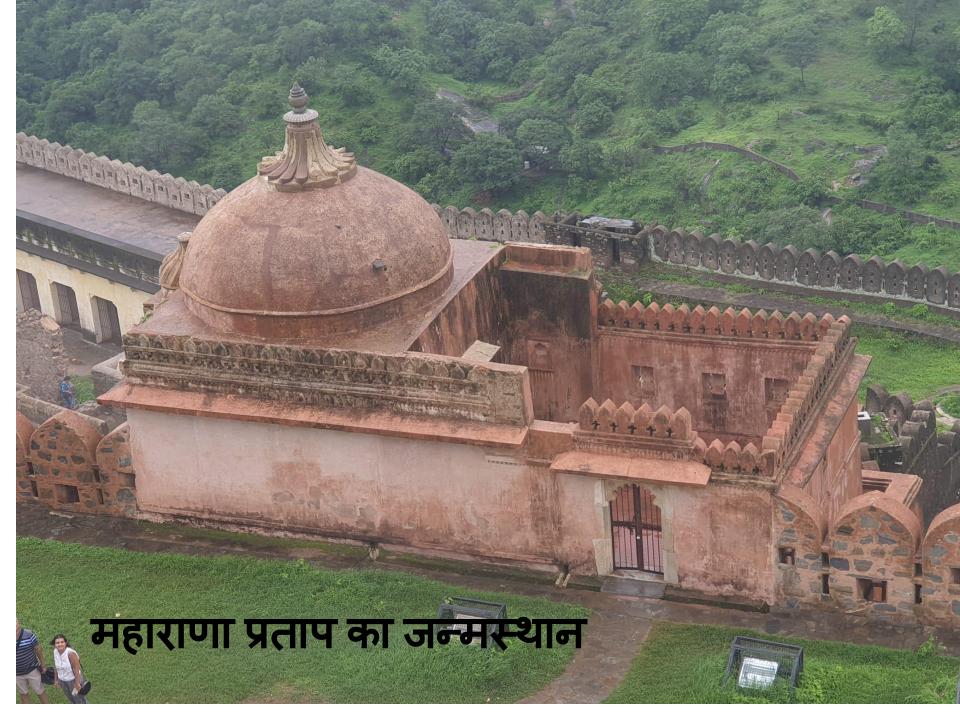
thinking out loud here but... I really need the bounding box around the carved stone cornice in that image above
[120,332,530,426]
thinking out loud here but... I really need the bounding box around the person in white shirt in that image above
[51,635,87,704]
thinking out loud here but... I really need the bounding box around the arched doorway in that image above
[610,485,663,574]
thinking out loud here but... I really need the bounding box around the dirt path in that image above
[519,608,650,703]
[436,88,499,134]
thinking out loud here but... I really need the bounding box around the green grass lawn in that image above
[605,623,959,704]
[16,539,586,703]
[856,325,960,401]
[68,375,95,405]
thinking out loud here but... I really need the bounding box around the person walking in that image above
[51,634,87,704]
[59,377,76,409]
[16,619,49,704]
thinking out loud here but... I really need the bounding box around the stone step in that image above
[600,575,666,598]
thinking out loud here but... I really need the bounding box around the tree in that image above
[710,62,753,103]
[278,20,327,67]
[867,6,907,59]
[129,100,200,169]
[514,119,570,168]
[869,124,944,203]
[330,64,377,106]
[188,95,243,137]
[410,98,466,155]
[899,0,937,52]
[573,101,614,135]
[371,45,428,90]
[559,136,605,179]
[451,134,522,193]
[389,148,446,184]
[781,21,819,87]
[647,0,711,51]
[633,52,706,108]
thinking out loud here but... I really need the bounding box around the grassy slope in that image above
[855,325,960,400]
[605,622,959,703]
[511,0,960,218]
[15,539,585,704]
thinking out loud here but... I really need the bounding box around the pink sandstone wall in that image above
[497,268,597,423]
[667,482,775,601]
[797,394,864,527]
[596,331,814,440]
[412,254,507,357]
[126,408,604,573]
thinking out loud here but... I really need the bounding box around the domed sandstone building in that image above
[66,85,954,627]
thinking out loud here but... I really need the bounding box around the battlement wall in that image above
[16,134,226,217]
[433,206,960,311]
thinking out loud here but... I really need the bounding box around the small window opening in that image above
[96,488,104,505]
[951,568,960,585]
[821,573,830,595]
[29,480,38,497]
[821,552,829,568]
[93,468,103,484]
[778,547,796,565]
[25,461,34,475]
[857,578,887,603]
[54,484,80,504]
[914,562,922,577]
[914,584,922,604]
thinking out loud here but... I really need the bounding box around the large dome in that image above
[176,84,452,342]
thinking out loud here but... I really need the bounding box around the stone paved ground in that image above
[519,608,650,703]
[16,505,960,703]
[61,326,118,376]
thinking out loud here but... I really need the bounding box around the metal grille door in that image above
[611,485,663,574]
[95,297,122,343]
[17,270,41,311]
[53,283,80,326]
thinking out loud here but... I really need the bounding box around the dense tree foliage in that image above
[16,0,960,264]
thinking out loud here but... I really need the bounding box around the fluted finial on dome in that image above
[257,82,357,191]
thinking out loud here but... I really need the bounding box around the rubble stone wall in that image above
[16,310,66,403]
[16,410,136,517]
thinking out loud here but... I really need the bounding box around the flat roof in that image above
[16,164,199,256]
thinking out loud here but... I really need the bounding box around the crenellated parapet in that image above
[16,134,226,216]
[574,398,707,463]
[863,385,960,522]
[431,204,548,244]
[575,398,778,477]
[597,299,836,341]
[759,317,853,474]
[15,410,137,517]
[649,224,958,309]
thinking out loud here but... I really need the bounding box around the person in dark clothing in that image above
[16,619,49,703]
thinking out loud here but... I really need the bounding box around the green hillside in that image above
[16,0,960,268]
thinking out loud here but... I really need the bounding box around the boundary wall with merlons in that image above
[16,134,226,216]
[433,206,960,312]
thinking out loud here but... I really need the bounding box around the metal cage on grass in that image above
[436,597,506,649]
[723,636,804,692]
